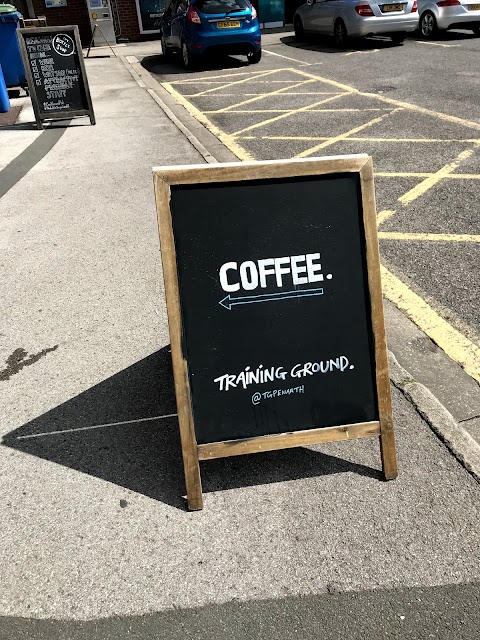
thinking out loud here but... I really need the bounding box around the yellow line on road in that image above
[376,172,480,179]
[362,91,480,133]
[169,70,278,83]
[236,135,480,144]
[189,68,283,97]
[293,68,361,94]
[292,68,480,133]
[205,109,306,113]
[295,109,401,158]
[445,174,480,179]
[205,108,389,114]
[381,265,480,384]
[398,146,478,205]
[377,210,396,226]
[214,79,317,113]
[183,91,340,97]
[379,232,480,242]
[161,82,253,161]
[230,93,349,136]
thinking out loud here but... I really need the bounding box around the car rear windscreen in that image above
[195,0,251,14]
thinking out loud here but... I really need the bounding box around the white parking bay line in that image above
[263,49,316,65]
[416,41,461,48]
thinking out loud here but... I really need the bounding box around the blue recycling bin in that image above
[0,63,10,112]
[0,11,26,88]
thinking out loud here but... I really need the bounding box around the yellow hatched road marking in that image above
[293,67,361,94]
[161,82,253,161]
[377,210,396,226]
[204,108,390,114]
[230,93,349,136]
[379,232,480,242]
[398,146,478,205]
[362,91,480,132]
[295,109,401,158]
[183,91,340,97]
[189,69,284,97]
[169,69,280,83]
[163,64,480,385]
[214,79,319,113]
[376,171,480,178]
[292,67,480,132]
[381,265,480,384]
[237,135,480,144]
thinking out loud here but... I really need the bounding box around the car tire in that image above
[391,33,407,43]
[420,11,439,39]
[334,19,348,48]
[182,40,195,70]
[247,48,262,64]
[294,16,305,41]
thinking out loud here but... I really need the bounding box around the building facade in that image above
[17,0,287,46]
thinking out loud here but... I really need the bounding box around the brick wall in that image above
[32,0,92,44]
[114,0,140,41]
[30,0,160,44]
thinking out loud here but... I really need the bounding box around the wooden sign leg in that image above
[379,420,398,480]
[181,446,203,510]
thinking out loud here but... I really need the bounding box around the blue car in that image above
[160,0,262,68]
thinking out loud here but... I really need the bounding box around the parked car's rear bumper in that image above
[348,15,418,36]
[184,22,261,54]
[436,6,480,30]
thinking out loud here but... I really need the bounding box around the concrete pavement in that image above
[0,42,479,633]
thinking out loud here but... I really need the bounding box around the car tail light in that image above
[355,4,375,15]
[436,0,460,5]
[411,0,417,11]
[251,5,257,19]
[187,5,201,23]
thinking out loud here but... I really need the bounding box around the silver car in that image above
[418,0,480,37]
[294,0,418,46]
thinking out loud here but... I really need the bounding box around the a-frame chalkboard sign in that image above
[17,26,95,129]
[154,155,397,510]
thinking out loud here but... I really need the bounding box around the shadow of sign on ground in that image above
[2,346,382,511]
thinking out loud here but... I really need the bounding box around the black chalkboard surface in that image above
[17,26,95,129]
[154,157,397,510]
[172,174,377,444]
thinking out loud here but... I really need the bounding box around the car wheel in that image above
[420,11,438,39]
[161,34,171,60]
[334,19,348,48]
[391,33,407,43]
[247,48,262,64]
[294,16,305,41]
[182,40,195,70]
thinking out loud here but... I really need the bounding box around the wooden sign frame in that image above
[153,155,397,510]
[17,26,95,130]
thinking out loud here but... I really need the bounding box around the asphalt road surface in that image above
[2,583,480,639]
[143,30,480,387]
